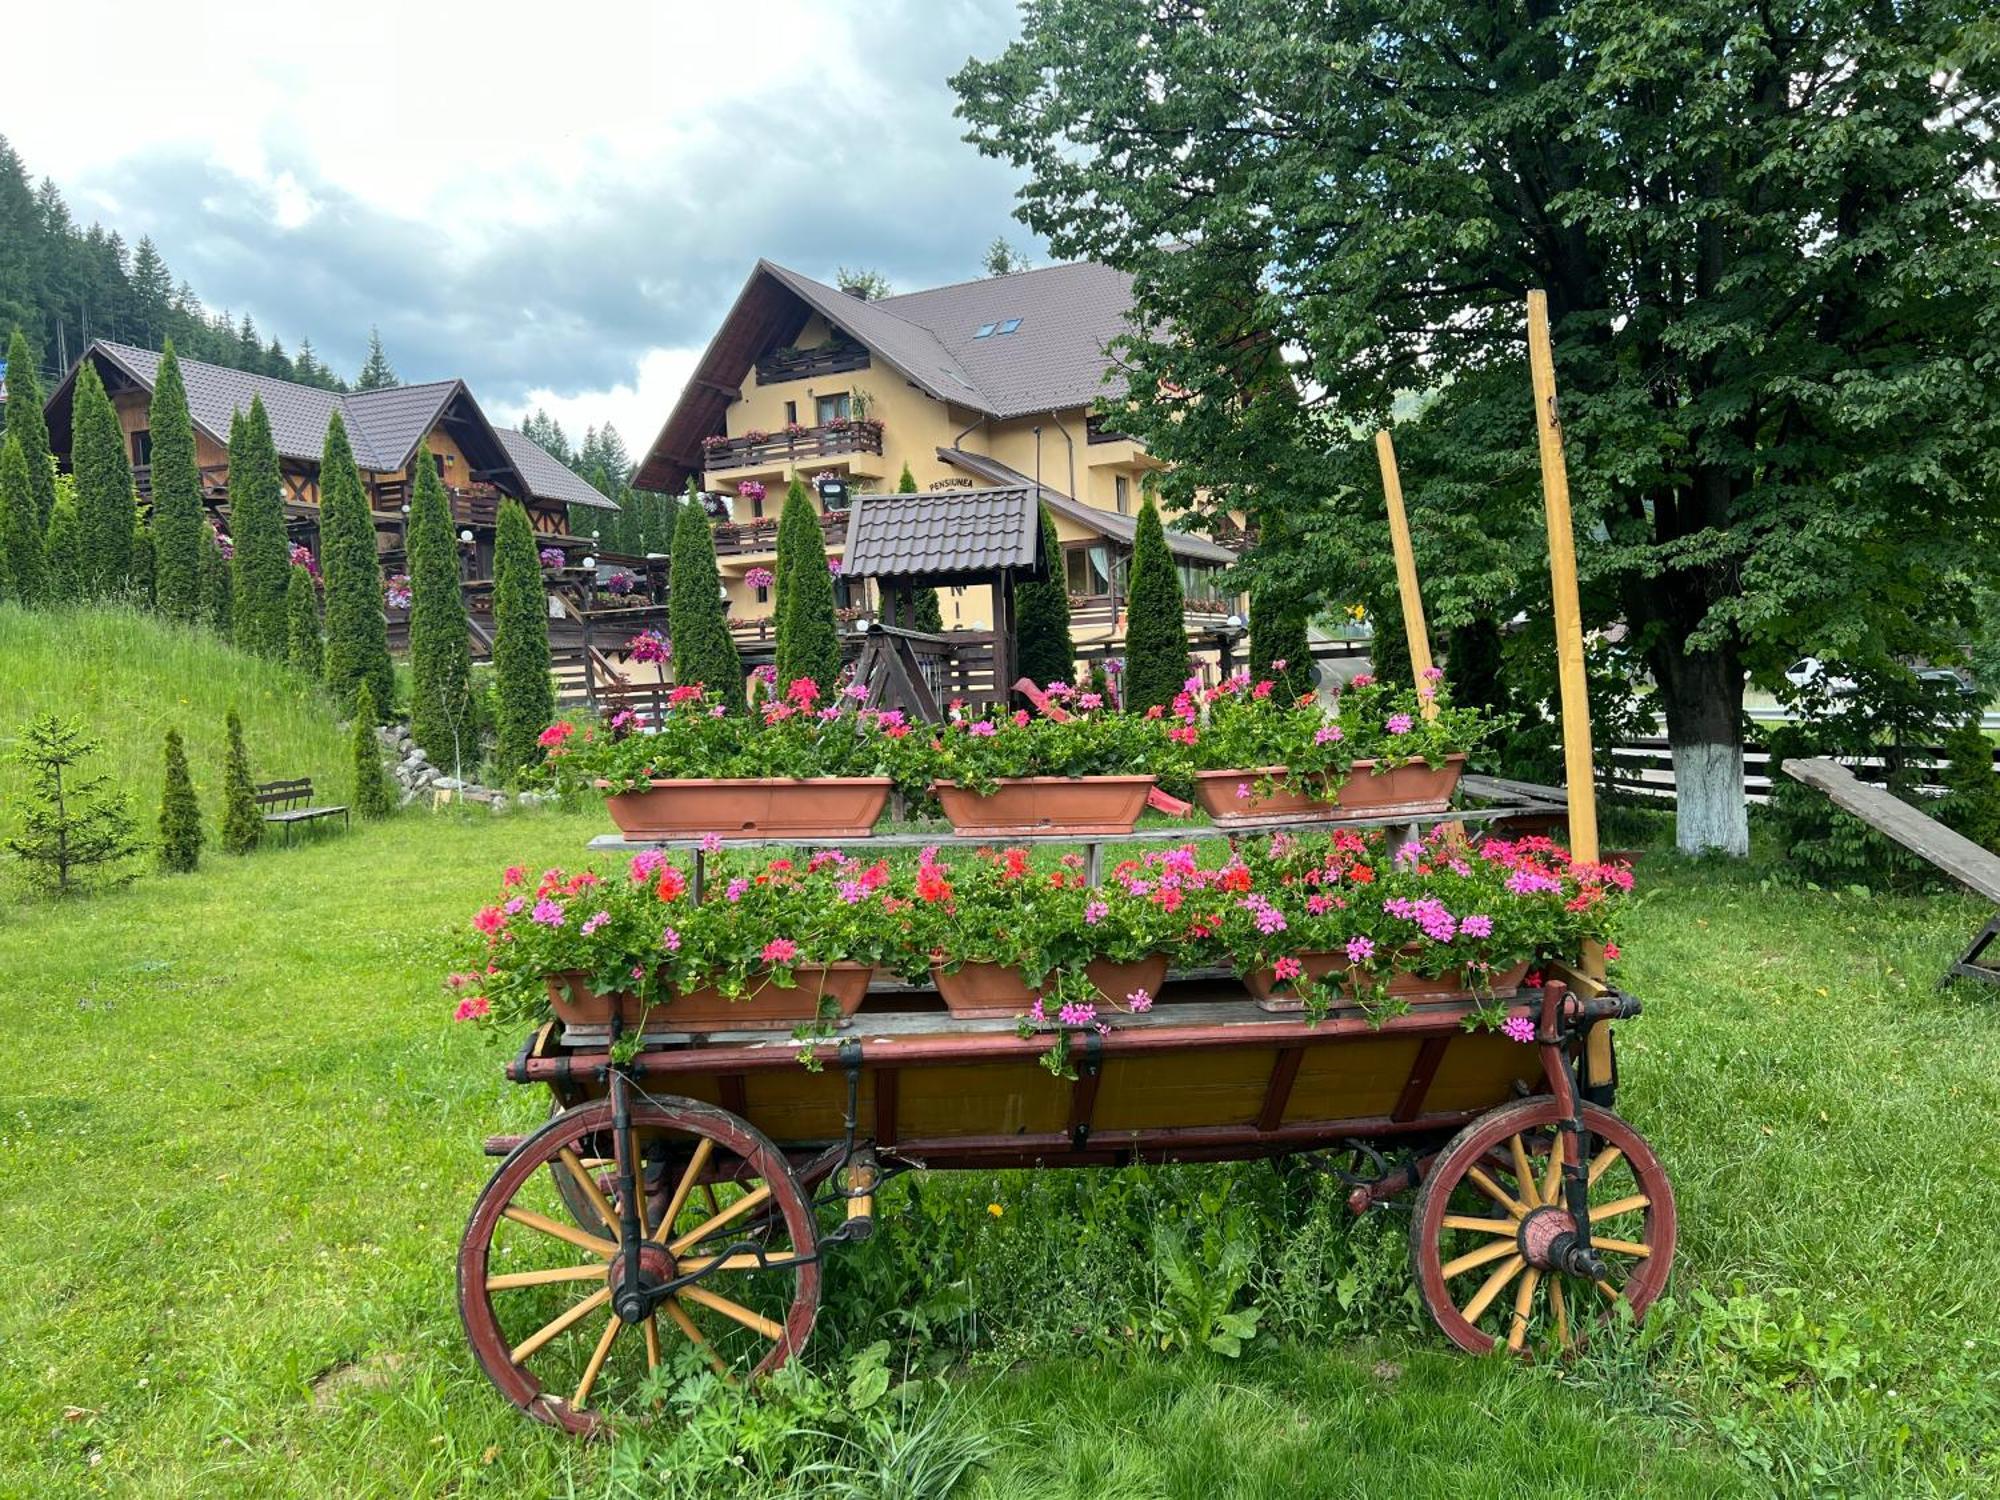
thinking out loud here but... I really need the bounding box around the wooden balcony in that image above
[133,463,229,501]
[701,421,884,473]
[755,344,870,385]
[714,509,847,558]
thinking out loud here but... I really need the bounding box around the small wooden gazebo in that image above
[839,484,1047,719]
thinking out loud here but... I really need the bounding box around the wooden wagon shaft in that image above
[1373,431,1438,713]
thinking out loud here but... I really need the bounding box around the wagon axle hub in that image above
[1517,1206,1606,1280]
[606,1244,676,1324]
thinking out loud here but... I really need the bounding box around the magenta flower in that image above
[1460,914,1494,939]
[1314,724,1343,745]
[1386,713,1414,735]
[661,927,681,952]
[629,850,666,882]
[1057,999,1097,1028]
[1027,997,1046,1023]
[725,878,750,903]
[1126,987,1154,1013]
[1235,781,1252,801]
[761,938,798,965]
[1084,900,1109,925]
[530,899,564,927]
[1345,935,1375,964]
[1272,956,1304,982]
[699,832,724,853]
[580,910,611,937]
[1422,666,1445,682]
[1502,1015,1536,1044]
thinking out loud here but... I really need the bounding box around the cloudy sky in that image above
[8,0,1040,453]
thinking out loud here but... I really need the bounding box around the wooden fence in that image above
[1604,737,1999,805]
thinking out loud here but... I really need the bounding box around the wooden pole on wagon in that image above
[1374,431,1437,717]
[1527,290,1614,1094]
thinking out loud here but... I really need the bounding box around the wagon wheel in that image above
[459,1094,820,1436]
[1411,1097,1674,1356]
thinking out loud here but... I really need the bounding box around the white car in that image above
[1784,658,1857,696]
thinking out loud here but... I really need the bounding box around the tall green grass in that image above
[0,604,350,851]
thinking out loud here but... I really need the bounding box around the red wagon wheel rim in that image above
[1413,1098,1675,1356]
[458,1095,820,1436]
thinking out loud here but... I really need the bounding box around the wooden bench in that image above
[255,779,351,840]
[1783,757,2000,988]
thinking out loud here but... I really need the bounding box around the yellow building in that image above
[632,259,1241,668]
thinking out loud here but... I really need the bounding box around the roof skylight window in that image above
[973,323,998,339]
[996,318,1023,334]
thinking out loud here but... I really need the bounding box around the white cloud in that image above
[502,346,703,460]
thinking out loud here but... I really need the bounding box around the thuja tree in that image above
[229,397,290,657]
[1120,497,1189,712]
[157,727,203,874]
[145,343,202,617]
[956,0,2000,854]
[4,712,142,895]
[128,518,154,607]
[201,529,232,638]
[351,682,395,818]
[3,328,57,532]
[220,708,261,855]
[773,475,840,695]
[72,360,137,601]
[491,499,554,782]
[0,432,46,603]
[285,563,323,677]
[318,412,394,719]
[42,492,84,598]
[668,486,744,711]
[1015,502,1074,690]
[406,450,473,770]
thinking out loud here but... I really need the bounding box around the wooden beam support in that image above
[1374,430,1436,713]
[1257,1046,1305,1132]
[874,1067,899,1147]
[1392,1035,1451,1123]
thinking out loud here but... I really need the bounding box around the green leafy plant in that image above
[922,696,1178,797]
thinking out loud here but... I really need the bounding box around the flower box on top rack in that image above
[1194,756,1466,826]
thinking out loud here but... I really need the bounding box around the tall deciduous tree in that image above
[318,412,393,718]
[72,359,137,599]
[406,447,473,771]
[1014,502,1074,690]
[773,474,840,695]
[228,396,289,656]
[491,499,554,781]
[0,432,45,603]
[1120,497,1189,712]
[955,0,2000,854]
[285,563,323,678]
[3,328,56,531]
[669,482,745,711]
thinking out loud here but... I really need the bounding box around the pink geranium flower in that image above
[761,937,798,965]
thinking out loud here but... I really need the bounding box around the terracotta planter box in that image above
[1194,756,1465,826]
[545,963,874,1031]
[1240,953,1531,1012]
[601,777,892,841]
[929,954,1172,1019]
[931,775,1156,836]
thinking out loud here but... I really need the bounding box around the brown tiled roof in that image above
[936,447,1237,565]
[840,486,1046,583]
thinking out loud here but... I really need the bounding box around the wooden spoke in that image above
[572,1315,623,1409]
[1590,1236,1652,1259]
[1508,1134,1539,1207]
[502,1206,616,1260]
[678,1283,784,1341]
[558,1147,619,1231]
[1465,1166,1529,1219]
[679,1251,806,1275]
[487,1264,606,1291]
[1586,1145,1624,1188]
[1461,1254,1525,1323]
[1506,1268,1542,1353]
[663,1297,734,1381]
[669,1184,773,1254]
[652,1139,715,1246]
[1595,1279,1622,1302]
[1541,1133,1565,1207]
[510,1287,611,1364]
[1549,1275,1571,1349]
[1440,1214,1515,1237]
[1442,1236,1522,1279]
[702,1184,722,1216]
[643,1315,661,1374]
[1589,1193,1651,1223]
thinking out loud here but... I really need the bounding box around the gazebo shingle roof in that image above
[840,486,1045,583]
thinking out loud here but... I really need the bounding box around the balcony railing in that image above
[133,463,230,501]
[701,421,884,472]
[714,509,847,558]
[1086,413,1135,445]
[755,343,871,385]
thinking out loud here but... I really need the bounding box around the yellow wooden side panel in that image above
[1423,1032,1539,1113]
[1092,1049,1278,1131]
[1281,1037,1423,1124]
[897,1062,1069,1138]
[740,1069,876,1142]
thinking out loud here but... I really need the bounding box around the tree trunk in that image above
[1652,643,1748,856]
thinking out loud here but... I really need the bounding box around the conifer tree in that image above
[318,412,394,718]
[354,327,397,390]
[351,682,395,818]
[0,433,46,604]
[229,397,289,656]
[201,530,232,638]
[220,708,261,854]
[42,492,83,598]
[1249,579,1314,701]
[669,483,745,710]
[491,500,554,781]
[1122,497,1191,712]
[285,564,323,677]
[5,712,143,895]
[406,447,473,770]
[3,329,56,532]
[72,360,138,599]
[773,475,841,695]
[128,518,155,607]
[1014,502,1074,691]
[894,462,945,631]
[156,727,203,873]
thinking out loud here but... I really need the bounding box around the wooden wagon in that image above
[454,292,1676,1433]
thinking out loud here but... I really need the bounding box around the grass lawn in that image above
[2,802,1996,1497]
